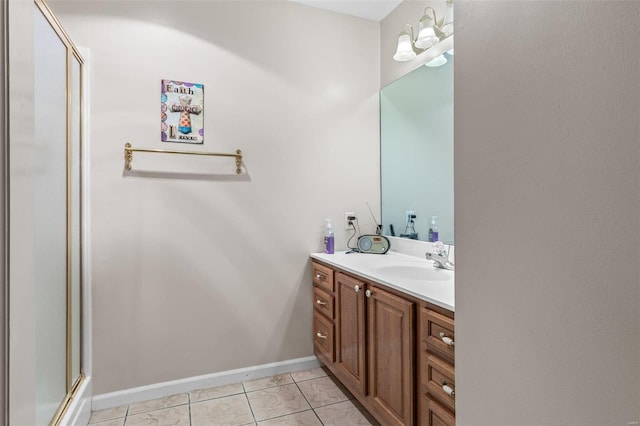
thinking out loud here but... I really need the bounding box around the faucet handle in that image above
[433,241,447,256]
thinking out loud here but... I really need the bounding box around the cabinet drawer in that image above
[424,396,455,426]
[313,286,334,320]
[313,311,334,364]
[421,308,455,361]
[425,355,455,412]
[312,262,334,293]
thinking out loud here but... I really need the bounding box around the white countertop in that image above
[310,251,455,312]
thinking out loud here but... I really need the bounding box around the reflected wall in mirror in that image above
[380,57,453,244]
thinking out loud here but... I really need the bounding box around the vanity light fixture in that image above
[393,0,454,65]
[425,54,448,67]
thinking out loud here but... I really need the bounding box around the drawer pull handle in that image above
[354,285,360,292]
[439,332,455,346]
[316,332,327,339]
[316,299,327,306]
[441,382,455,397]
[365,289,372,298]
[315,273,324,280]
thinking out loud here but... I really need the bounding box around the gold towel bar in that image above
[124,143,243,174]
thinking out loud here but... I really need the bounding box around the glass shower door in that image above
[33,1,85,423]
[34,7,68,424]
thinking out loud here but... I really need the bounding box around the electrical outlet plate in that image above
[406,210,415,227]
[344,212,355,229]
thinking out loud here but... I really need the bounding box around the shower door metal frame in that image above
[33,0,86,424]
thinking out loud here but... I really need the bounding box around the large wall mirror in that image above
[380,58,454,244]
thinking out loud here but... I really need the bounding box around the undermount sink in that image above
[374,263,453,282]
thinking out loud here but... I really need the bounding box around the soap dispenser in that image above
[324,219,335,254]
[428,216,439,242]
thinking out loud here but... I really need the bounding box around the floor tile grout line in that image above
[315,399,378,426]
[242,390,258,425]
[293,380,325,426]
[126,401,190,418]
[301,376,355,409]
[243,373,295,394]
[189,390,245,405]
[187,392,192,426]
[291,375,329,384]
[315,398,351,409]
[247,382,311,424]
[248,408,320,425]
[89,405,129,425]
[311,408,326,426]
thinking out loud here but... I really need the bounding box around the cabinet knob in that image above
[316,332,327,339]
[315,273,322,280]
[316,299,327,306]
[441,382,455,397]
[365,289,372,298]
[354,285,360,292]
[439,332,455,347]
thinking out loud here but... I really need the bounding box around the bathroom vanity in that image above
[310,251,455,426]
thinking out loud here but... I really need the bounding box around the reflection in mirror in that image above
[380,57,453,244]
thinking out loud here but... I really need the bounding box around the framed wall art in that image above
[161,80,204,144]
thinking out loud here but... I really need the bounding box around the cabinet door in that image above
[367,285,414,426]
[335,272,367,396]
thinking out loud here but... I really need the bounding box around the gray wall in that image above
[51,1,381,395]
[1,0,6,422]
[455,1,640,424]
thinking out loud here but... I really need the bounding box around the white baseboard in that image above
[59,375,92,426]
[92,356,320,411]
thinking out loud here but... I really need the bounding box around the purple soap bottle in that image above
[324,219,334,254]
[429,216,439,242]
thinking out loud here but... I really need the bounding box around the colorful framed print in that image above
[161,80,204,144]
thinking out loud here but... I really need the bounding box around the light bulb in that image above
[415,15,439,49]
[425,54,448,67]
[393,33,416,61]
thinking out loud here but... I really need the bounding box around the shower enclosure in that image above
[28,1,86,423]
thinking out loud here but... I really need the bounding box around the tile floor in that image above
[88,367,380,426]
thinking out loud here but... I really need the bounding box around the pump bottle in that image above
[428,216,439,242]
[324,219,335,254]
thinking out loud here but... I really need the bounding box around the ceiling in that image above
[289,0,403,21]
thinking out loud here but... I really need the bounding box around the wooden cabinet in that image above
[334,274,415,426]
[311,260,454,426]
[312,262,335,366]
[335,272,367,395]
[419,305,456,425]
[367,284,415,426]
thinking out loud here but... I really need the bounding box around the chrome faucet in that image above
[426,242,455,270]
